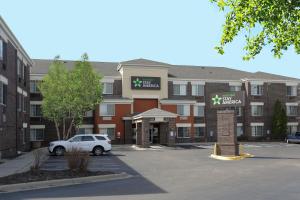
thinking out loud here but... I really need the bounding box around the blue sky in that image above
[0,0,299,78]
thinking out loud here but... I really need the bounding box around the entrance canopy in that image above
[132,108,177,120]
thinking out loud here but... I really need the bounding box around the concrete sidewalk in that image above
[0,148,48,178]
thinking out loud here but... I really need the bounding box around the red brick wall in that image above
[95,104,131,144]
[133,99,158,113]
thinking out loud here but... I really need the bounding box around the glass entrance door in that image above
[149,124,160,144]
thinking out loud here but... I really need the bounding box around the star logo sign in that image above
[133,78,142,87]
[212,95,222,105]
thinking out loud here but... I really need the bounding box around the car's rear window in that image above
[95,136,106,141]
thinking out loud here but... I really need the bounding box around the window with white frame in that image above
[30,80,40,93]
[84,110,93,117]
[103,82,113,94]
[173,84,187,96]
[287,125,298,134]
[229,86,241,92]
[0,39,3,60]
[99,128,115,140]
[192,84,204,96]
[30,128,44,141]
[235,107,242,116]
[17,59,22,78]
[194,105,204,117]
[30,104,42,117]
[286,105,298,116]
[287,86,297,96]
[251,84,263,96]
[0,81,7,105]
[251,125,264,136]
[77,128,93,134]
[100,103,115,116]
[251,105,263,116]
[177,104,190,116]
[237,126,243,136]
[177,127,190,138]
[194,127,205,137]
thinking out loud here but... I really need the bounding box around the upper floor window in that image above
[84,110,93,117]
[287,86,297,96]
[177,104,190,116]
[229,86,241,92]
[251,84,263,96]
[30,80,40,93]
[251,105,263,116]
[232,107,242,117]
[0,39,3,60]
[17,93,22,111]
[100,103,115,116]
[30,104,42,117]
[173,84,186,96]
[237,126,243,136]
[17,59,22,77]
[286,105,298,116]
[194,105,204,117]
[23,96,26,112]
[0,81,7,105]
[192,84,204,96]
[103,82,113,94]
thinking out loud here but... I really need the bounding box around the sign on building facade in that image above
[210,91,245,108]
[131,76,161,90]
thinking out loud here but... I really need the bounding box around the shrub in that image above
[65,148,90,173]
[31,148,43,171]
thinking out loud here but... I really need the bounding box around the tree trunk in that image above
[62,119,66,140]
[54,120,61,140]
[65,118,74,139]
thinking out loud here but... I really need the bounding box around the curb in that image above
[210,153,254,161]
[0,172,131,193]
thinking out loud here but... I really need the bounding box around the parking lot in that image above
[2,142,300,200]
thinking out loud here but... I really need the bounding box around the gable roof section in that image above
[120,58,170,67]
[133,108,178,119]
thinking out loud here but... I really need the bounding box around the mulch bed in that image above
[0,170,114,185]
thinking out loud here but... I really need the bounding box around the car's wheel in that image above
[54,146,65,156]
[93,146,104,156]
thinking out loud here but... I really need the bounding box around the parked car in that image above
[286,132,300,144]
[49,134,112,156]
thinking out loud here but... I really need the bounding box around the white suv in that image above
[49,134,112,156]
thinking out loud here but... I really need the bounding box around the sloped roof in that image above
[133,108,177,119]
[31,58,300,81]
[120,58,170,66]
[32,59,119,76]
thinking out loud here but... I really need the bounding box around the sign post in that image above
[210,91,245,156]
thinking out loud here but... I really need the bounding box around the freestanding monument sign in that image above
[210,91,245,156]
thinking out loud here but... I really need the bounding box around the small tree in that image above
[271,100,287,140]
[39,54,103,140]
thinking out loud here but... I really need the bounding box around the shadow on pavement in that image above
[0,153,166,200]
[250,156,300,160]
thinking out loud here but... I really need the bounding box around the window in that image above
[177,127,190,138]
[251,126,264,136]
[70,136,82,142]
[84,110,93,117]
[17,59,22,78]
[251,84,263,96]
[103,82,113,94]
[100,104,115,116]
[194,105,204,117]
[81,136,95,141]
[192,85,204,96]
[235,107,242,116]
[99,128,115,140]
[30,129,44,141]
[229,86,241,92]
[287,125,298,134]
[23,96,27,112]
[0,39,3,60]
[76,128,93,134]
[194,127,205,137]
[18,94,22,111]
[286,106,298,116]
[95,136,106,140]
[0,82,7,105]
[173,84,186,96]
[237,126,243,136]
[30,80,40,93]
[287,86,297,96]
[177,104,190,116]
[251,105,263,116]
[30,104,42,117]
